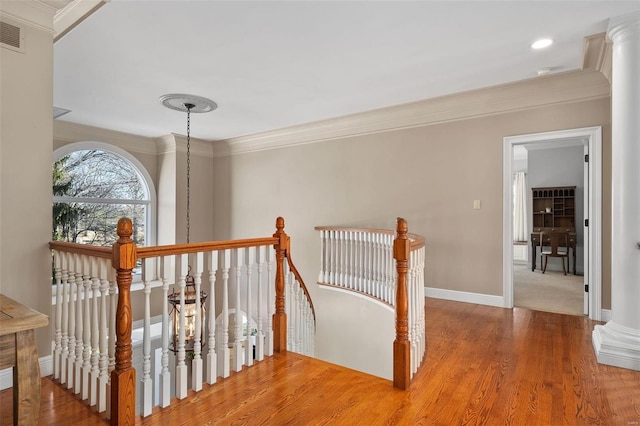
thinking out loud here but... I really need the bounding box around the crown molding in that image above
[155,134,213,161]
[213,69,610,158]
[0,0,69,34]
[53,120,158,155]
[54,0,107,42]
[583,32,612,83]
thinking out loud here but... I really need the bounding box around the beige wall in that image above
[1,22,54,356]
[212,96,612,310]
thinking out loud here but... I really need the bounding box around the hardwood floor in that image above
[2,298,639,425]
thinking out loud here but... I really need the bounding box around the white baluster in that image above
[105,267,117,419]
[206,251,218,384]
[255,246,266,361]
[287,267,295,351]
[142,257,153,416]
[66,254,76,389]
[232,248,244,372]
[318,230,325,283]
[387,234,394,304]
[192,252,204,392]
[61,253,70,384]
[81,262,91,400]
[108,267,117,374]
[325,231,335,284]
[97,259,109,413]
[295,284,302,353]
[366,232,373,296]
[420,247,426,362]
[244,248,255,367]
[345,230,351,288]
[408,251,416,374]
[159,256,173,408]
[367,233,378,296]
[355,232,362,292]
[176,253,188,399]
[53,252,63,381]
[335,230,340,286]
[218,249,231,378]
[339,230,345,286]
[265,248,274,357]
[74,262,84,395]
[89,259,100,406]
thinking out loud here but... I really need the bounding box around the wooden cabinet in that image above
[532,186,576,229]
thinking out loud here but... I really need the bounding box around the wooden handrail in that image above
[50,238,281,259]
[49,241,112,259]
[137,237,278,258]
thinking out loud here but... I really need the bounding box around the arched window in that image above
[53,143,154,247]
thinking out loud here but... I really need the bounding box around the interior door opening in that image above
[503,127,602,321]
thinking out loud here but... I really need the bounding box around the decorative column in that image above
[593,11,640,371]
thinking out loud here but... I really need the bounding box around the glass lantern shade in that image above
[168,274,208,353]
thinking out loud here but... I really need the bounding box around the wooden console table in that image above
[0,294,48,426]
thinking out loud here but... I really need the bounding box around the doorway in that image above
[503,127,602,321]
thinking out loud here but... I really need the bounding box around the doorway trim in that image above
[503,126,602,320]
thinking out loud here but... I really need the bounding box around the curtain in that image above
[513,172,528,242]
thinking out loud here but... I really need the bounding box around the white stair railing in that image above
[49,216,315,421]
[315,222,426,384]
[316,227,396,305]
[51,246,114,413]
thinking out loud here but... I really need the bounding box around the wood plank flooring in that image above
[1,298,639,425]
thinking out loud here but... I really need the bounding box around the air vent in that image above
[1,20,24,53]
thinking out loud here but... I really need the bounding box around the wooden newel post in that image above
[111,218,137,425]
[393,217,411,390]
[273,216,288,352]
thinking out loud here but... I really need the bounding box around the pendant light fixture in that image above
[160,93,217,352]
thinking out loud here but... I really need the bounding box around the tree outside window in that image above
[52,149,149,247]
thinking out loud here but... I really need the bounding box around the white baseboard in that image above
[425,287,504,308]
[601,309,611,322]
[0,355,53,391]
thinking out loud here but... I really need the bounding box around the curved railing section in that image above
[315,226,396,305]
[315,219,426,389]
[49,217,314,424]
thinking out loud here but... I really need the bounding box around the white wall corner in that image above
[592,321,640,371]
[173,134,214,158]
[0,355,53,391]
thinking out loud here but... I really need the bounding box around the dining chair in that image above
[541,232,569,275]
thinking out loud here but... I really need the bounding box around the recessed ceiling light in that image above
[531,38,553,49]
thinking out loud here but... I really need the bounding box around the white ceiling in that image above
[53,1,640,141]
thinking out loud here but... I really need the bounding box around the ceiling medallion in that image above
[159,93,217,113]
